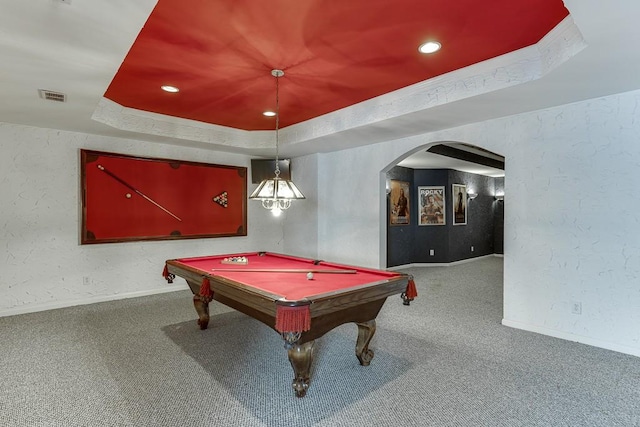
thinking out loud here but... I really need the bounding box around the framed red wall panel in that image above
[81,150,247,244]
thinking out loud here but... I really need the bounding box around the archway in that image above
[379,141,505,268]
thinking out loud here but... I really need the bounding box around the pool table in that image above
[163,251,416,397]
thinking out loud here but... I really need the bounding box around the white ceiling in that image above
[2,0,640,172]
[398,143,505,177]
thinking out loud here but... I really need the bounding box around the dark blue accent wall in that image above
[387,166,414,267]
[413,169,449,263]
[387,167,504,267]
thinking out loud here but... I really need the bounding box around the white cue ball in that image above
[126,193,132,198]
[306,272,314,280]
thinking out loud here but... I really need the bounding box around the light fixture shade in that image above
[250,176,305,215]
[249,177,305,200]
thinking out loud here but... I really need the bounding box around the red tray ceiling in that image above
[104,0,568,131]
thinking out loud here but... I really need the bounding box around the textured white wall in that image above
[501,92,640,356]
[311,89,640,357]
[316,145,397,267]
[0,123,283,316]
[281,153,319,259]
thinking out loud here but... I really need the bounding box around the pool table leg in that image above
[192,295,211,330]
[355,319,376,366]
[287,341,314,398]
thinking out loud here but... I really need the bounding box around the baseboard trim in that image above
[388,254,501,270]
[502,318,640,358]
[0,284,189,319]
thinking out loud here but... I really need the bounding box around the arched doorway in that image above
[379,141,505,268]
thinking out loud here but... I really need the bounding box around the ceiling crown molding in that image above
[91,98,274,153]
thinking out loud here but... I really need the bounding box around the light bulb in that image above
[418,41,441,54]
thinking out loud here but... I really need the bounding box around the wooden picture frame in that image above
[80,149,247,244]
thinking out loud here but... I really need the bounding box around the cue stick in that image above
[97,165,182,221]
[211,268,358,274]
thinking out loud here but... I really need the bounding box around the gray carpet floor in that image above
[1,257,639,426]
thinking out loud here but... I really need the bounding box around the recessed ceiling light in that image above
[161,85,179,93]
[418,41,441,54]
[263,111,276,117]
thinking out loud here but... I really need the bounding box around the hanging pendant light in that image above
[249,69,305,216]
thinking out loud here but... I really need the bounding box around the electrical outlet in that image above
[571,301,582,315]
[429,249,434,256]
[471,246,474,252]
[83,276,90,286]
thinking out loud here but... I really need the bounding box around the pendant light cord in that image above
[273,70,282,178]
[248,68,304,210]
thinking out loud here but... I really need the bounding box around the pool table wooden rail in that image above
[165,259,409,336]
[166,260,284,330]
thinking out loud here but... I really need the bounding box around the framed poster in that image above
[452,184,467,225]
[418,186,445,226]
[81,149,247,244]
[389,179,410,225]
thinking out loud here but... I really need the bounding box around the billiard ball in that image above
[306,272,314,280]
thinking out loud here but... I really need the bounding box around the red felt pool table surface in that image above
[176,252,402,301]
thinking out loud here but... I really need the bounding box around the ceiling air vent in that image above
[38,89,67,103]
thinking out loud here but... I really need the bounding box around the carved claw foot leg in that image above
[286,340,314,398]
[355,319,376,366]
[193,294,211,330]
